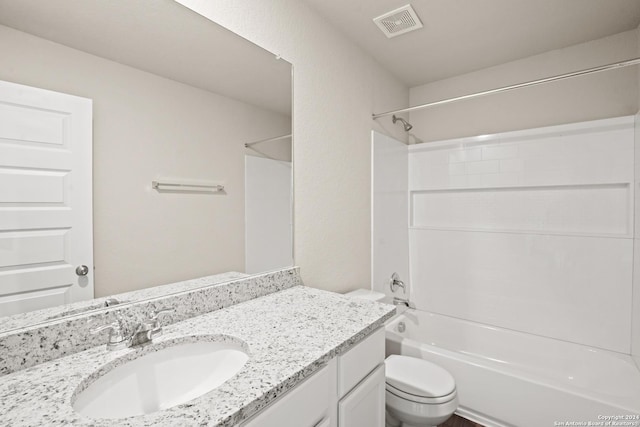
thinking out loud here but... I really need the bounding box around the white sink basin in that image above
[73,339,249,419]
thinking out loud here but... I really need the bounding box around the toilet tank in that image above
[344,289,388,303]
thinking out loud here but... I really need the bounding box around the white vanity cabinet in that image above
[240,328,385,427]
[337,328,386,427]
[241,359,337,427]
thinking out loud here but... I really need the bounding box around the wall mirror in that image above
[0,0,293,331]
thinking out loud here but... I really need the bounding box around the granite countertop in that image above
[0,286,395,427]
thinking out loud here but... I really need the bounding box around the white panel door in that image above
[0,80,93,316]
[338,364,385,427]
[245,155,292,274]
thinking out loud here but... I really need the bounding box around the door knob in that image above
[76,265,89,276]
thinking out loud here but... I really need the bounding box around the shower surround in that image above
[372,115,640,424]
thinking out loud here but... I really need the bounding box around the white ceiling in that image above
[0,0,292,116]
[303,0,640,87]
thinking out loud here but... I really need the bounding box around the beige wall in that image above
[409,30,639,143]
[0,25,291,296]
[177,0,410,292]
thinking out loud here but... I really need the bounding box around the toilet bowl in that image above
[385,355,457,427]
[345,289,458,427]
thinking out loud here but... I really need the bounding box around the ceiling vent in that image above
[373,4,423,39]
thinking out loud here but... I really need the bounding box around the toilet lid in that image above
[385,355,456,398]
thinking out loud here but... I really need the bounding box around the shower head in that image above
[392,115,413,132]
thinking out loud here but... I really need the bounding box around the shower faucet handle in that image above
[389,272,406,293]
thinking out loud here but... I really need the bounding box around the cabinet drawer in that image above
[241,359,336,427]
[337,327,384,398]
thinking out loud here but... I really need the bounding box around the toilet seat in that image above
[385,355,456,403]
[386,382,457,404]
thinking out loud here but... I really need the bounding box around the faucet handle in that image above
[149,307,174,322]
[144,307,175,332]
[90,319,127,350]
[389,272,406,293]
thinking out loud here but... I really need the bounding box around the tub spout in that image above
[393,297,415,309]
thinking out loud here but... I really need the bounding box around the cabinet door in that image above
[338,364,385,427]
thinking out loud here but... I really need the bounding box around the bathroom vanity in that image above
[0,270,395,426]
[241,328,386,427]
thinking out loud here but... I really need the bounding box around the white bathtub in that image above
[385,309,640,427]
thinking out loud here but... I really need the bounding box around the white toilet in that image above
[385,355,458,427]
[345,289,458,427]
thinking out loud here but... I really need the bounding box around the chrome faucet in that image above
[392,296,415,309]
[104,297,121,307]
[90,318,128,350]
[389,272,414,308]
[389,272,405,293]
[91,308,174,350]
[129,308,174,347]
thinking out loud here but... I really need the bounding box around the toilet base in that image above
[386,410,437,427]
[385,423,438,427]
[385,389,458,427]
[386,410,401,427]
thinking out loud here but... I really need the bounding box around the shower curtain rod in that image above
[372,57,640,119]
[244,133,292,148]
